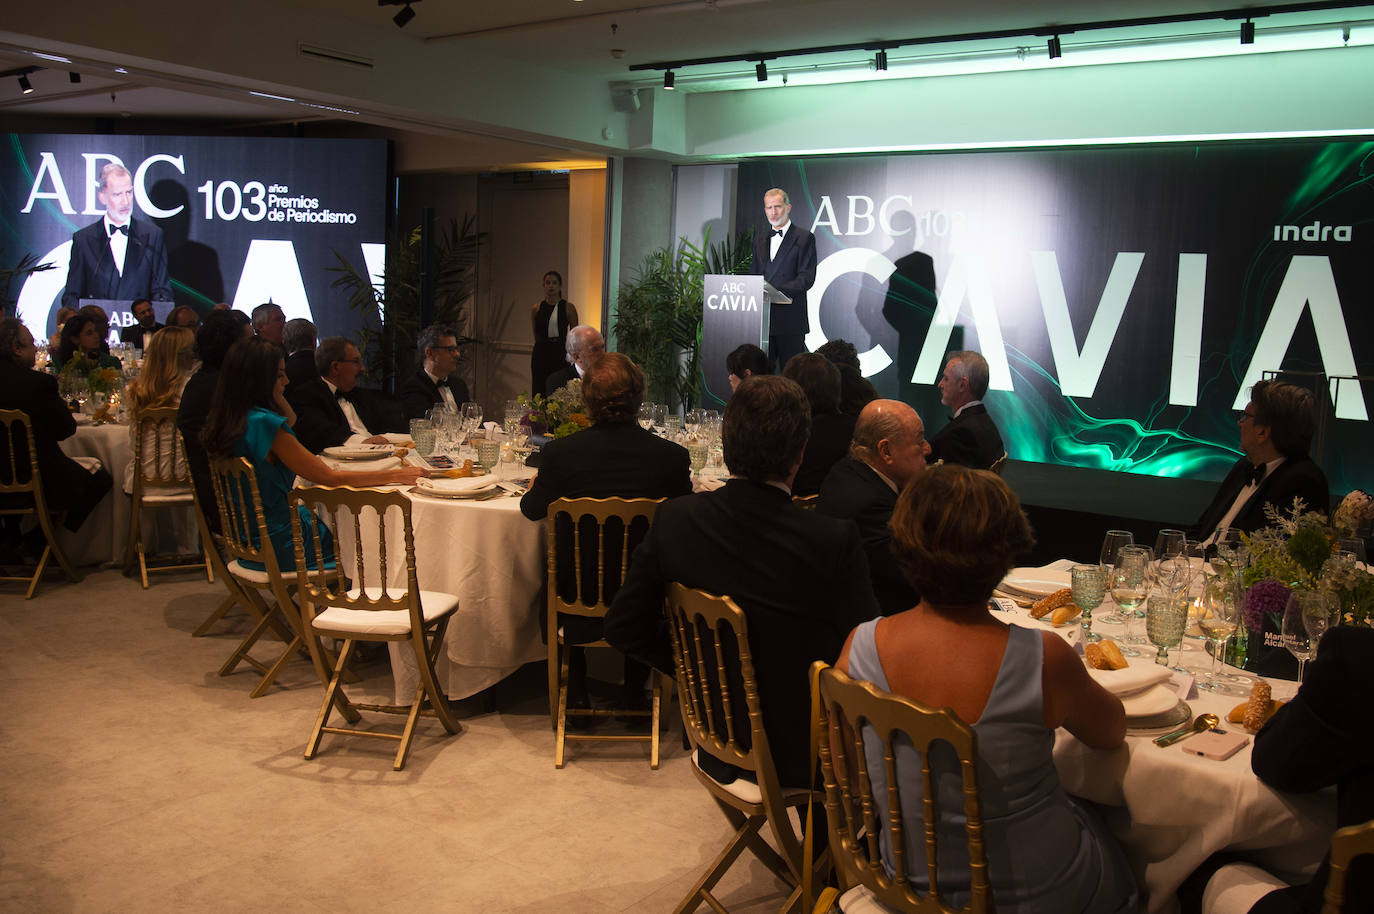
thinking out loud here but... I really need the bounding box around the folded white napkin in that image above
[327,456,402,471]
[1119,683,1179,717]
[1086,659,1172,696]
[416,475,494,493]
[380,432,413,445]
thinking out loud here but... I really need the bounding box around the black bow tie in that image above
[1246,463,1267,486]
[108,223,129,237]
[435,378,449,388]
[772,228,784,237]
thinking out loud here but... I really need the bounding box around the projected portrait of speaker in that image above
[61,163,172,312]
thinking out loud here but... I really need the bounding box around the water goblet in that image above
[475,436,501,473]
[1097,530,1136,624]
[665,412,683,437]
[504,399,523,436]
[1146,590,1188,667]
[687,441,708,479]
[1069,563,1107,642]
[409,419,436,457]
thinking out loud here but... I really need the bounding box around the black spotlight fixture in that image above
[663,70,675,90]
[875,49,888,71]
[1240,19,1255,44]
[69,71,81,84]
[756,60,767,81]
[1047,35,1062,59]
[18,75,33,94]
[393,3,415,27]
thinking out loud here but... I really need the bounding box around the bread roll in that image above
[1231,690,1284,730]
[1243,681,1273,731]
[1031,588,1074,619]
[1085,639,1129,671]
[1051,604,1082,625]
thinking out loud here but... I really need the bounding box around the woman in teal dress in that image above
[199,337,426,572]
[836,465,1139,913]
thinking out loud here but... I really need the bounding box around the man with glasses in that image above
[399,324,471,420]
[286,336,394,453]
[1192,379,1329,543]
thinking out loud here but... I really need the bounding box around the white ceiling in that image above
[1,1,1370,170]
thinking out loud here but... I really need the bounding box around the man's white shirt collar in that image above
[953,399,983,419]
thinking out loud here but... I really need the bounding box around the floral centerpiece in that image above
[60,353,122,395]
[517,379,591,440]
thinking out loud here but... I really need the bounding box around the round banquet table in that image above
[1002,564,1336,914]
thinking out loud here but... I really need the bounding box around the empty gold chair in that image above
[666,582,827,914]
[1323,816,1374,914]
[0,409,79,599]
[811,662,992,914]
[289,484,460,771]
[546,496,666,769]
[123,405,213,588]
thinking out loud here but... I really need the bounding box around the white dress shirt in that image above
[322,377,372,445]
[428,368,458,413]
[1206,456,1286,545]
[105,215,129,276]
[769,221,791,261]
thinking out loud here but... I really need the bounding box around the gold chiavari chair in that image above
[546,495,667,769]
[289,484,461,771]
[123,405,213,588]
[0,409,79,599]
[666,582,827,914]
[1323,816,1374,913]
[811,662,992,914]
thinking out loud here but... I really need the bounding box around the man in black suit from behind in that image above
[928,350,1005,470]
[605,375,880,788]
[0,318,113,553]
[544,325,604,397]
[62,164,171,312]
[398,324,472,420]
[1192,379,1329,543]
[285,337,396,454]
[118,298,163,349]
[818,399,930,615]
[751,188,818,369]
[281,318,318,394]
[522,352,692,714]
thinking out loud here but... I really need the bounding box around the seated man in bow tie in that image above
[398,324,472,420]
[927,349,1005,470]
[285,336,394,454]
[1191,379,1330,544]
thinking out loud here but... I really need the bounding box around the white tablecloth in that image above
[1047,604,1336,913]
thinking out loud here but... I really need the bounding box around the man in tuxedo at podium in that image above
[1192,378,1329,543]
[399,324,472,419]
[751,188,817,368]
[62,164,170,311]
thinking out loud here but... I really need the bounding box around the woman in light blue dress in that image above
[199,337,425,571]
[836,464,1140,913]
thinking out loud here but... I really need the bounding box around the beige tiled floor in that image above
[0,569,797,913]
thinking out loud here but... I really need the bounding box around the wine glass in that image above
[504,399,523,436]
[1154,528,1187,560]
[1197,570,1245,695]
[638,403,656,431]
[1146,590,1188,667]
[1281,594,1316,684]
[1299,591,1336,661]
[1108,546,1151,654]
[664,412,683,437]
[685,408,704,440]
[462,401,483,436]
[651,403,667,430]
[1097,530,1136,624]
[1070,563,1107,642]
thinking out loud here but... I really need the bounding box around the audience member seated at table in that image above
[928,349,1005,470]
[0,318,113,551]
[281,318,318,393]
[250,302,285,347]
[725,343,772,393]
[605,375,880,788]
[1182,624,1374,914]
[521,351,692,714]
[817,399,929,615]
[835,464,1138,913]
[55,313,122,371]
[286,336,398,455]
[1192,379,1330,545]
[200,338,425,571]
[166,305,200,331]
[816,338,878,417]
[118,298,163,349]
[123,326,195,493]
[48,306,76,350]
[783,352,856,497]
[178,312,245,535]
[544,325,605,397]
[398,323,472,420]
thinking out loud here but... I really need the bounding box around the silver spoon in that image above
[1154,712,1219,747]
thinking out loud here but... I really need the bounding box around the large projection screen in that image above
[3,133,387,345]
[737,140,1373,497]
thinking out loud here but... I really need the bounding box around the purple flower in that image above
[1244,579,1291,633]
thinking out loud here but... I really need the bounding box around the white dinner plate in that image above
[72,413,93,425]
[1126,700,1192,736]
[999,576,1067,599]
[323,444,396,460]
[412,477,500,499]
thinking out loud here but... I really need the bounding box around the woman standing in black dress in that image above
[530,270,578,396]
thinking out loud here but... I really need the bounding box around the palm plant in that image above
[1,252,56,319]
[614,228,753,409]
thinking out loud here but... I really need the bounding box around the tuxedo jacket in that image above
[752,224,818,337]
[284,377,403,454]
[284,350,318,393]
[522,422,692,639]
[1191,455,1330,541]
[817,458,918,615]
[397,367,471,421]
[793,411,856,497]
[1250,625,1374,914]
[928,403,1004,470]
[0,359,106,516]
[119,322,164,348]
[62,218,171,310]
[544,365,578,398]
[605,479,880,787]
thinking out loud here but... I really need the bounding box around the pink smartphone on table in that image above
[1183,727,1250,760]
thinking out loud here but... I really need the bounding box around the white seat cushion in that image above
[838,885,902,914]
[137,490,195,504]
[226,559,300,586]
[311,587,458,637]
[690,750,812,805]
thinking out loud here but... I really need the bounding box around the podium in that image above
[699,275,790,407]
